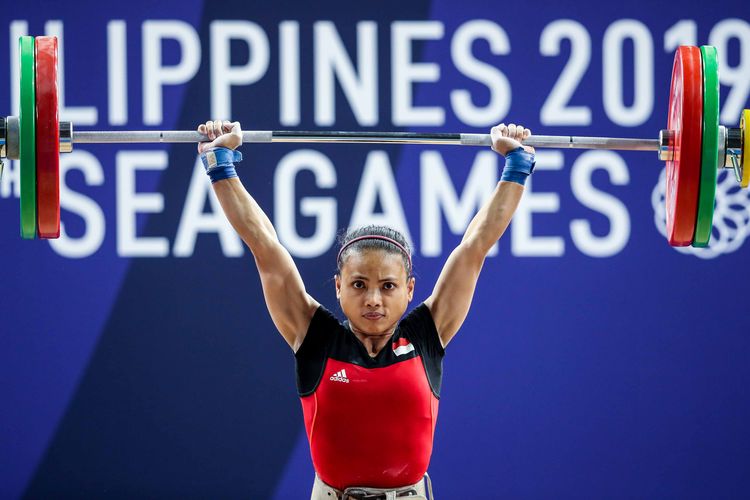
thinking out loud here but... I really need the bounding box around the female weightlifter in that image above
[197,119,535,500]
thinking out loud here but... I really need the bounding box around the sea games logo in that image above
[652,169,750,258]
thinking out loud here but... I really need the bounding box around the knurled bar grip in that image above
[71,130,661,152]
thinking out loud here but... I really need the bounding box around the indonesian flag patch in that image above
[392,338,415,356]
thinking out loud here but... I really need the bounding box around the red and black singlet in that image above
[295,303,445,490]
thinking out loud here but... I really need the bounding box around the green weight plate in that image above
[19,35,36,239]
[693,46,719,247]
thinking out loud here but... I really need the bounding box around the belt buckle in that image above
[397,490,419,497]
[343,488,419,500]
[342,489,383,500]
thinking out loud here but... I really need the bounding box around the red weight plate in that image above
[35,36,60,238]
[665,46,703,246]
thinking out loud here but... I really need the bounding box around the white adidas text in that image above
[330,369,350,383]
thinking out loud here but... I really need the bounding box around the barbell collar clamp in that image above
[718,125,727,171]
[659,129,674,162]
[60,121,73,153]
[726,126,743,169]
[6,116,20,160]
[0,116,6,158]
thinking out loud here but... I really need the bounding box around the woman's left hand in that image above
[490,123,534,156]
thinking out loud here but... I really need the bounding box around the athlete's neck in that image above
[349,326,395,357]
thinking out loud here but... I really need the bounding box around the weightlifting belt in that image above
[311,474,434,500]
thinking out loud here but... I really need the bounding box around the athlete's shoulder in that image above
[298,304,347,353]
[398,302,436,334]
[397,302,444,357]
[311,304,344,328]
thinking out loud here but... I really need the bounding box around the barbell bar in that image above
[1,123,740,159]
[72,129,663,151]
[1,36,748,247]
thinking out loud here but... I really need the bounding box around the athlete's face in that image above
[335,249,415,336]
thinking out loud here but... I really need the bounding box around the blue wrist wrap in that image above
[200,147,242,183]
[501,147,535,186]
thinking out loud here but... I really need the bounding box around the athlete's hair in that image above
[336,225,412,277]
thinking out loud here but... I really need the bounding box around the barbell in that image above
[1,37,747,247]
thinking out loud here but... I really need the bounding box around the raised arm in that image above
[199,120,318,352]
[424,124,534,347]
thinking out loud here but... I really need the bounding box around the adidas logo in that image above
[329,369,350,383]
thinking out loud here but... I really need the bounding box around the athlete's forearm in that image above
[461,145,534,256]
[461,181,524,256]
[212,177,278,251]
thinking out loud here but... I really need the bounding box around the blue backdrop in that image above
[2,1,749,498]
